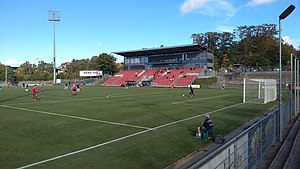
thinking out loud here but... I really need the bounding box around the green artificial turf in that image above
[0,85,281,168]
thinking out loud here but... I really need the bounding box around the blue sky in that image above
[0,0,299,67]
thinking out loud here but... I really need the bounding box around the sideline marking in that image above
[171,94,231,105]
[16,102,244,169]
[0,105,151,130]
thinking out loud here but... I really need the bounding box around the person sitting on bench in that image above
[201,114,213,132]
[196,114,213,139]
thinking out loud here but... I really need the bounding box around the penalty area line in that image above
[171,94,231,105]
[0,105,151,130]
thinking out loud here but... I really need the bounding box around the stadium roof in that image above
[113,44,208,57]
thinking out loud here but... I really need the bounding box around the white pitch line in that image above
[153,102,245,130]
[171,94,231,105]
[177,103,224,108]
[17,129,151,169]
[5,91,178,106]
[16,101,244,169]
[0,105,151,130]
[198,104,225,108]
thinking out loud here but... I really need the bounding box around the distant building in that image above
[57,62,70,74]
[114,44,214,71]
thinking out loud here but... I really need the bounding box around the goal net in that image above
[243,78,277,104]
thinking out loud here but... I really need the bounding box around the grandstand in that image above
[105,44,214,87]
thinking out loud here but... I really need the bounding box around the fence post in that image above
[234,138,237,169]
[260,121,263,162]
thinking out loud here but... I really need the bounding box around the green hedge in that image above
[193,77,217,88]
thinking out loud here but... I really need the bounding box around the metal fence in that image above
[185,55,300,169]
[188,98,299,169]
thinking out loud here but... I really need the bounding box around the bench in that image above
[201,130,213,140]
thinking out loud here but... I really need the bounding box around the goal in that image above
[243,78,277,104]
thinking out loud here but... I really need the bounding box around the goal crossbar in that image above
[243,78,277,104]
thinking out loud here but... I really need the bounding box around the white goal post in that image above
[243,78,277,104]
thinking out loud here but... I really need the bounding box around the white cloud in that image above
[282,36,300,48]
[3,59,25,67]
[180,0,210,14]
[34,55,44,61]
[180,0,236,17]
[216,25,235,32]
[90,40,102,47]
[246,0,276,6]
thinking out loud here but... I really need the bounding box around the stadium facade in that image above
[104,44,214,87]
[114,44,214,71]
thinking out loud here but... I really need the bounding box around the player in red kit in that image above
[72,83,77,95]
[32,85,38,101]
[41,83,45,92]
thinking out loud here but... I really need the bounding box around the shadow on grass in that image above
[0,93,31,104]
[140,103,197,137]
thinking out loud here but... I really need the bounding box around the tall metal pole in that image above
[278,19,284,141]
[291,54,299,116]
[278,4,295,142]
[5,67,8,84]
[295,57,297,115]
[296,59,300,113]
[53,20,56,85]
[279,18,283,141]
[290,54,293,122]
[48,10,60,86]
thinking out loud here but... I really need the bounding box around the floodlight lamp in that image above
[279,4,295,20]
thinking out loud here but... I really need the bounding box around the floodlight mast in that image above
[48,10,60,86]
[278,4,295,142]
[290,54,299,121]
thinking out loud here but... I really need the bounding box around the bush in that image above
[193,77,217,88]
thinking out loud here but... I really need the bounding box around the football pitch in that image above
[0,86,276,169]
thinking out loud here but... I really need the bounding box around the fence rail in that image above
[188,98,299,169]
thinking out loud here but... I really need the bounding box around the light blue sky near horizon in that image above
[0,0,299,67]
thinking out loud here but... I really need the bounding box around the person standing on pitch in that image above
[32,85,38,101]
[72,83,77,95]
[171,83,174,92]
[41,82,45,92]
[189,85,195,97]
[25,83,29,92]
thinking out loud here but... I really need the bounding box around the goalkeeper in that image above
[189,85,195,97]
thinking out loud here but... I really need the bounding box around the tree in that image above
[15,67,26,81]
[20,61,36,76]
[94,53,117,75]
[221,54,230,68]
[233,24,294,68]
[0,66,14,83]
[65,59,87,80]
[0,63,7,81]
[234,24,278,40]
[191,32,235,69]
[191,23,296,70]
[37,61,53,80]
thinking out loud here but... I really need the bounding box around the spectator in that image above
[201,114,213,132]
